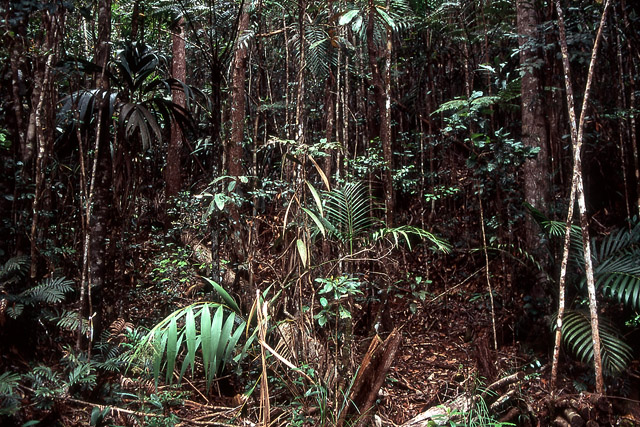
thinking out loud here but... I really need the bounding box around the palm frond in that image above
[324,182,374,252]
[557,310,633,376]
[373,225,451,253]
[137,302,247,392]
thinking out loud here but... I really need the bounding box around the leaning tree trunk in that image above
[551,0,611,395]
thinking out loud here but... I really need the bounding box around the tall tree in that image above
[165,17,187,198]
[226,1,251,265]
[517,0,550,247]
[366,0,395,225]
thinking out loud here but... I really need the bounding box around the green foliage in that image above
[374,225,452,253]
[57,41,199,150]
[323,182,375,254]
[0,371,21,416]
[555,310,633,376]
[137,302,248,393]
[0,256,30,287]
[314,276,362,327]
[3,275,73,319]
[530,210,640,375]
[584,221,640,311]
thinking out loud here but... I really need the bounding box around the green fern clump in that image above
[530,208,640,376]
[4,276,74,319]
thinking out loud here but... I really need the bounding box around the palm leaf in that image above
[557,310,633,376]
[325,182,374,252]
[139,302,247,392]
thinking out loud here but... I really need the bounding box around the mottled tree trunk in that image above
[77,0,112,350]
[551,0,610,395]
[226,4,250,265]
[29,10,65,278]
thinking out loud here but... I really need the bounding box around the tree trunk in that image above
[226,3,250,265]
[165,17,186,198]
[77,0,112,350]
[29,9,65,278]
[551,0,611,394]
[366,1,394,225]
[517,0,550,245]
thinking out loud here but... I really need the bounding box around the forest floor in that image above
[20,247,640,426]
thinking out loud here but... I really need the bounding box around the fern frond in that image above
[557,310,633,376]
[325,182,374,250]
[56,310,90,335]
[0,256,30,286]
[22,276,74,304]
[373,225,451,253]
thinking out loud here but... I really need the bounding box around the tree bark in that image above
[366,0,395,226]
[165,17,186,198]
[226,3,250,265]
[29,9,65,278]
[517,0,550,246]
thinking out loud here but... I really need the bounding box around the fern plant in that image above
[0,371,21,416]
[2,275,73,319]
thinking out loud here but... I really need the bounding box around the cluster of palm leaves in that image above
[306,181,451,256]
[57,41,199,150]
[533,209,640,375]
[134,279,251,392]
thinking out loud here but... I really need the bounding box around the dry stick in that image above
[478,194,498,350]
[551,0,611,394]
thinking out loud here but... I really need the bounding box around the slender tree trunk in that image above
[165,17,186,198]
[551,0,610,395]
[226,3,250,265]
[517,0,550,245]
[366,0,394,225]
[77,0,112,350]
[29,9,65,278]
[295,0,306,148]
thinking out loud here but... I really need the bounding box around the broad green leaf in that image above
[201,305,212,385]
[214,193,226,210]
[209,306,224,380]
[181,307,197,380]
[303,208,326,238]
[306,181,324,217]
[225,320,246,365]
